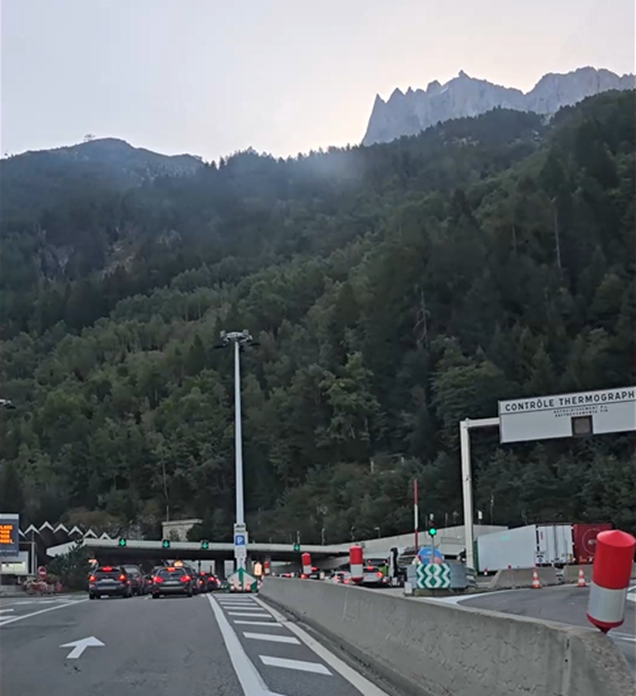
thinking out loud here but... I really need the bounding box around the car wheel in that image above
[152,593,160,599]
[89,594,96,600]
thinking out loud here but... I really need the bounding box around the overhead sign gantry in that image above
[460,386,636,570]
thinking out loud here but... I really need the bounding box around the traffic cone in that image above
[577,568,586,587]
[531,568,541,589]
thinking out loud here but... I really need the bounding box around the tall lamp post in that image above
[216,330,255,570]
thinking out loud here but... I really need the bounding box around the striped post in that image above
[586,530,636,633]
[349,545,363,582]
[301,552,312,577]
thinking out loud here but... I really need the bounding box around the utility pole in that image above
[216,330,256,570]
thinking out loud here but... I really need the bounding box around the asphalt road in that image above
[437,584,636,674]
[0,592,391,696]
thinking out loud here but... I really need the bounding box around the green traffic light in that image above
[118,538,127,547]
[429,528,437,537]
[162,539,170,549]
[293,543,300,552]
[201,540,209,550]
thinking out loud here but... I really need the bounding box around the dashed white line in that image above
[243,632,300,645]
[260,655,331,675]
[254,597,392,696]
[227,611,271,618]
[206,595,283,696]
[234,620,283,627]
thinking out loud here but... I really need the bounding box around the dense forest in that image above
[0,91,634,544]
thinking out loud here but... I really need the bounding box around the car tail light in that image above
[300,573,306,579]
[89,575,96,582]
[344,578,349,584]
[119,574,126,581]
[102,566,112,572]
[153,576,163,583]
[376,572,383,578]
[180,575,190,582]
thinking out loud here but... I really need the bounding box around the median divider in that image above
[260,578,634,696]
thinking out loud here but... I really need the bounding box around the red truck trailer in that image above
[572,523,612,564]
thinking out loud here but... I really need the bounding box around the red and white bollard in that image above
[301,552,312,577]
[586,529,636,633]
[349,545,363,583]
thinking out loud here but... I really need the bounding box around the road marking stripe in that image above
[234,620,283,627]
[0,608,15,613]
[206,595,284,696]
[219,601,258,606]
[255,598,392,695]
[227,611,270,617]
[0,600,89,627]
[243,632,300,644]
[259,655,331,675]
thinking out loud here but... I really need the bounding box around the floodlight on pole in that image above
[215,329,257,570]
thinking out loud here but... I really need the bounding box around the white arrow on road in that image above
[59,636,105,659]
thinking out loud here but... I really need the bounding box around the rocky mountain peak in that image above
[362,67,635,146]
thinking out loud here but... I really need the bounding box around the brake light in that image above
[300,573,306,579]
[119,574,126,581]
[180,575,190,582]
[153,576,163,583]
[344,578,349,583]
[89,575,96,582]
[102,566,112,571]
[376,572,383,578]
[166,567,175,571]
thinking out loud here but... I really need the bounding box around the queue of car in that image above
[87,561,222,599]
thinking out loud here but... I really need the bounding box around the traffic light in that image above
[293,543,300,552]
[162,539,170,549]
[201,540,209,550]
[118,538,127,547]
[428,527,437,537]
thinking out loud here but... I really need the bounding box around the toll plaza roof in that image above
[46,538,350,563]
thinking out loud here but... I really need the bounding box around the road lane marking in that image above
[255,597,391,695]
[243,632,300,645]
[259,655,331,675]
[218,601,259,606]
[60,636,105,659]
[234,620,283,626]
[206,595,283,696]
[227,611,270,617]
[0,608,15,613]
[0,600,89,626]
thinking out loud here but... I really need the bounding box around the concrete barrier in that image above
[484,566,560,589]
[261,578,634,696]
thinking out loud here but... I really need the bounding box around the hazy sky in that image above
[1,0,634,161]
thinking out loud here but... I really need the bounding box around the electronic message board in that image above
[0,514,20,556]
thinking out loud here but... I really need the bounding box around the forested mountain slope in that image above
[0,91,634,542]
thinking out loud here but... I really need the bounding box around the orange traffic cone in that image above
[577,568,586,587]
[531,568,541,589]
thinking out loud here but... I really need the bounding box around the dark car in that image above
[151,566,194,598]
[121,564,145,595]
[197,571,219,593]
[88,566,133,599]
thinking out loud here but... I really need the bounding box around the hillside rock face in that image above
[362,67,635,146]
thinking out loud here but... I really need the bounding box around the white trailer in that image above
[477,524,574,572]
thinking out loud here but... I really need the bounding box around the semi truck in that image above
[476,522,611,572]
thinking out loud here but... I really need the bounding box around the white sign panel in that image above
[499,386,636,444]
[233,523,246,535]
[234,546,247,560]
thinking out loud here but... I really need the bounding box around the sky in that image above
[1,0,634,162]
